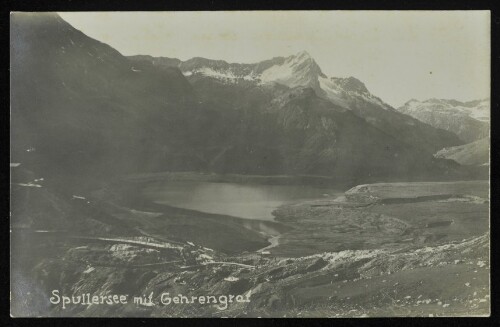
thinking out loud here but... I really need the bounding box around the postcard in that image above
[10,11,490,317]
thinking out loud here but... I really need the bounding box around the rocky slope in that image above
[397,98,490,143]
[10,171,490,317]
[434,137,490,166]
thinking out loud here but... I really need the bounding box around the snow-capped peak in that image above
[152,51,391,111]
[398,98,490,123]
[259,51,325,89]
[290,50,312,61]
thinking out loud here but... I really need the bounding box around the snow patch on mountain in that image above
[397,98,490,142]
[259,51,323,89]
[399,98,490,123]
[184,67,259,82]
[259,60,295,84]
[468,99,490,122]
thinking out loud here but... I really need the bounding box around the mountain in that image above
[130,51,384,108]
[396,98,490,142]
[434,137,490,166]
[129,52,463,155]
[130,53,478,181]
[11,13,210,190]
[11,13,479,192]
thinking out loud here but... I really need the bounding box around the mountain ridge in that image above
[130,51,463,156]
[397,98,490,143]
[129,51,372,103]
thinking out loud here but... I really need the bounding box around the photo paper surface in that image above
[10,11,490,317]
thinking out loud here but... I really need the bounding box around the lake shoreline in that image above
[120,171,357,189]
[94,174,489,257]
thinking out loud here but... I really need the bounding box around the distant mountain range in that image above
[396,98,490,167]
[11,13,483,191]
[397,98,490,143]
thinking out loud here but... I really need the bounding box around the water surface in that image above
[141,181,343,220]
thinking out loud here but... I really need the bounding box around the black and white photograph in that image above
[10,11,490,317]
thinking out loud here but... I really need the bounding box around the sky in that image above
[59,11,490,108]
